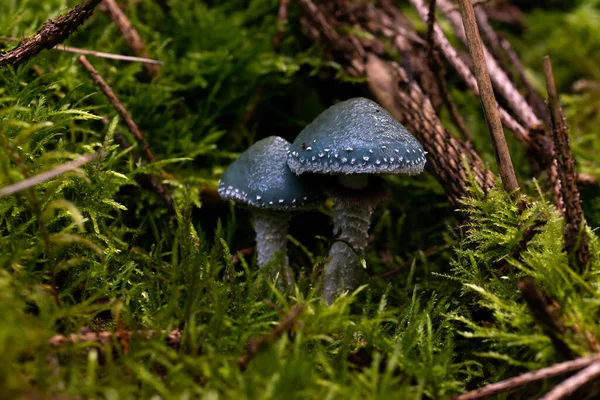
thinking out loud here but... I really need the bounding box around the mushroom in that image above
[286,97,427,303]
[218,136,324,285]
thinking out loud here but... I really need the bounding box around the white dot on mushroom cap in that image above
[318,153,324,157]
[400,157,404,161]
[292,199,296,203]
[390,157,394,162]
[312,156,316,161]
[313,139,317,143]
[375,160,381,165]
[256,196,261,200]
[306,146,312,151]
[395,149,400,153]
[279,199,284,203]
[228,186,233,190]
[324,148,330,152]
[351,158,356,164]
[346,147,353,152]
[303,196,307,200]
[269,201,273,205]
[382,145,387,149]
[334,154,338,158]
[363,156,370,161]
[341,157,347,163]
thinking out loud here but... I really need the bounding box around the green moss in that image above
[2,0,600,398]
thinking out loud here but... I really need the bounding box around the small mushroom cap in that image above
[287,97,427,175]
[218,136,323,211]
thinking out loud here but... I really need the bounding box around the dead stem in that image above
[454,354,600,400]
[457,0,520,195]
[101,0,160,78]
[0,0,102,68]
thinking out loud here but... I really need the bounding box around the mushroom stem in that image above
[253,211,293,285]
[323,201,374,304]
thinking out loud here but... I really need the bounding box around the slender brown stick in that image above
[518,279,574,360]
[0,153,98,198]
[111,131,176,219]
[543,56,590,271]
[238,305,304,371]
[454,354,600,400]
[49,327,181,348]
[457,0,519,194]
[539,361,600,400]
[78,55,155,163]
[409,0,529,143]
[426,0,473,143]
[0,36,162,65]
[437,0,542,131]
[0,0,102,68]
[273,0,291,49]
[101,0,159,78]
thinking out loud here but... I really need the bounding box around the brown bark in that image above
[544,56,590,271]
[0,0,102,68]
[456,0,520,195]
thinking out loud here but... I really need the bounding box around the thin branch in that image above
[111,130,176,220]
[457,0,519,194]
[273,0,291,50]
[409,0,529,143]
[101,0,159,78]
[539,361,600,400]
[0,36,162,65]
[518,279,574,360]
[473,11,547,120]
[437,0,542,131]
[49,327,181,348]
[0,0,102,68]
[0,153,98,198]
[544,55,590,271]
[453,354,600,400]
[426,0,473,143]
[238,305,304,371]
[78,55,155,163]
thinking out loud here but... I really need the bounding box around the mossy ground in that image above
[2,0,600,398]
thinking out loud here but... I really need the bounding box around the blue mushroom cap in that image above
[287,98,427,175]
[218,136,323,210]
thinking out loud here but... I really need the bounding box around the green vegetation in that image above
[2,0,600,398]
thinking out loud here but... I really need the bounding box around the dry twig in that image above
[0,153,98,198]
[426,0,473,143]
[0,0,102,68]
[101,0,159,78]
[111,130,176,219]
[539,361,600,400]
[78,55,156,163]
[0,36,162,65]
[543,56,590,271]
[456,0,519,194]
[238,305,304,370]
[409,0,529,142]
[437,0,542,131]
[454,354,600,400]
[518,279,574,360]
[49,327,181,348]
